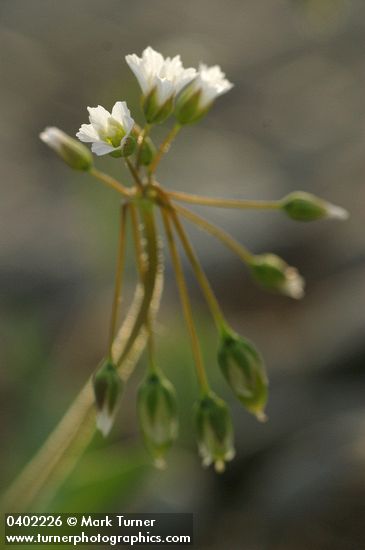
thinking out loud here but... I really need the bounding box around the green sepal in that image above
[218,329,268,420]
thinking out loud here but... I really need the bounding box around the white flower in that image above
[125,46,196,105]
[76,101,134,156]
[190,63,233,109]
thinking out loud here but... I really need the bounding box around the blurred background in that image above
[1,0,365,548]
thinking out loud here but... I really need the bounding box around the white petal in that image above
[325,203,349,220]
[125,54,151,95]
[111,101,134,134]
[155,77,174,104]
[91,141,115,156]
[87,105,110,131]
[40,127,63,148]
[76,123,99,142]
[96,408,115,437]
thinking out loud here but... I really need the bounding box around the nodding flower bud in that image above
[194,392,235,473]
[248,253,305,299]
[218,329,268,421]
[40,127,93,171]
[143,90,174,124]
[93,359,123,437]
[281,191,349,222]
[138,371,178,469]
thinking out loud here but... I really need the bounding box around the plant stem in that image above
[169,208,228,335]
[166,189,281,210]
[130,203,156,374]
[161,207,209,394]
[0,265,164,513]
[149,123,181,175]
[125,158,144,191]
[173,203,254,264]
[89,167,132,197]
[108,202,129,357]
[116,199,159,368]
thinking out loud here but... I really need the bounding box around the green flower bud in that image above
[194,392,235,473]
[175,89,211,125]
[248,253,305,299]
[143,89,174,124]
[218,329,268,420]
[281,191,349,222]
[93,359,123,437]
[40,127,93,171]
[138,371,178,469]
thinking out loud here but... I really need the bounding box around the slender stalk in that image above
[161,207,209,394]
[166,189,281,210]
[172,203,254,264]
[116,199,159,368]
[149,123,181,175]
[108,203,129,356]
[130,203,156,373]
[169,208,228,334]
[125,158,144,191]
[89,167,132,197]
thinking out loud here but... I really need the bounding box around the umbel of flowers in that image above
[40,46,348,473]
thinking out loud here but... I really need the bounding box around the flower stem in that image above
[108,202,129,357]
[166,189,281,210]
[89,167,132,197]
[149,123,181,175]
[125,158,144,191]
[168,208,228,335]
[130,203,156,374]
[161,207,209,394]
[173,203,254,264]
[116,199,159,368]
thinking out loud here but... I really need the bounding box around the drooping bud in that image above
[281,191,349,222]
[194,392,235,473]
[40,127,93,171]
[218,329,268,421]
[138,371,178,469]
[143,89,174,124]
[248,253,305,299]
[93,359,123,437]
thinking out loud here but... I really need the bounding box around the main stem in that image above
[161,207,209,394]
[130,203,156,373]
[117,198,158,367]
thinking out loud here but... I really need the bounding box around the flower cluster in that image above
[40,46,349,473]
